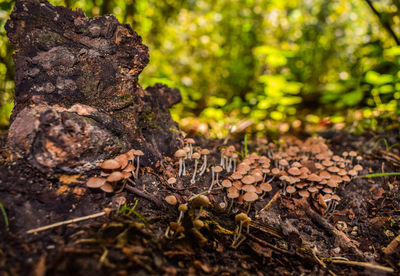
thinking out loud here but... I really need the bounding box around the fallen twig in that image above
[125,180,162,207]
[325,259,394,273]
[260,190,281,212]
[26,209,111,234]
[247,232,293,255]
[382,233,400,255]
[299,200,365,259]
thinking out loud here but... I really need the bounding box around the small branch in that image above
[326,259,394,273]
[125,180,162,207]
[247,232,293,255]
[260,190,281,212]
[26,209,111,234]
[364,0,400,45]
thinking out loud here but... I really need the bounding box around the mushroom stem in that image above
[233,159,237,172]
[182,158,186,176]
[189,144,193,159]
[246,203,252,214]
[190,160,199,184]
[178,158,183,177]
[135,156,140,178]
[207,167,215,193]
[199,155,207,176]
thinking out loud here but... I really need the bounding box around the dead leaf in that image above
[59,174,82,184]
[249,241,272,258]
[33,255,46,276]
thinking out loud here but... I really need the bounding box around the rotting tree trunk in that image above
[5,0,182,173]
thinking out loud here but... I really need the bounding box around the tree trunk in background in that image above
[5,0,182,173]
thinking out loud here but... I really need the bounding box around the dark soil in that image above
[0,131,399,275]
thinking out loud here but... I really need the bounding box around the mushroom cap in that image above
[192,152,201,159]
[326,180,338,188]
[201,148,210,155]
[349,151,357,157]
[107,171,124,182]
[327,166,340,173]
[307,174,322,182]
[100,183,114,193]
[174,149,187,158]
[260,182,272,192]
[86,177,106,188]
[279,159,289,167]
[214,165,223,173]
[235,213,251,224]
[319,171,331,180]
[322,160,334,167]
[134,150,144,156]
[232,180,243,190]
[123,163,135,172]
[193,219,204,229]
[288,167,301,176]
[167,177,177,185]
[221,179,232,188]
[307,186,318,193]
[121,171,132,179]
[165,195,178,205]
[231,172,243,180]
[243,191,258,202]
[126,149,136,160]
[353,164,363,171]
[242,184,257,193]
[115,154,129,169]
[185,138,195,144]
[242,175,255,185]
[298,189,310,198]
[331,194,341,201]
[348,169,357,176]
[227,187,239,198]
[318,194,327,209]
[191,195,211,208]
[178,204,188,212]
[252,173,263,183]
[237,163,251,173]
[271,168,281,175]
[101,159,121,170]
[322,187,333,194]
[291,161,302,168]
[286,185,296,194]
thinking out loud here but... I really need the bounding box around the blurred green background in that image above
[0,0,399,138]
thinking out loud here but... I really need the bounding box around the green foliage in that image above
[0,201,9,230]
[0,0,399,136]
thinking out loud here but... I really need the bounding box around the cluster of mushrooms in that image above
[218,137,364,215]
[86,149,144,193]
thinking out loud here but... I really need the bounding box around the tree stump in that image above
[5,0,182,173]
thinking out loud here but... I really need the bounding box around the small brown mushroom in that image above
[86,177,106,188]
[191,152,201,184]
[100,183,114,193]
[165,195,178,206]
[133,150,144,178]
[101,159,121,170]
[174,149,187,177]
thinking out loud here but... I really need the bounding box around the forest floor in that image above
[0,130,399,276]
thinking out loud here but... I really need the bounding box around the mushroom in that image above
[190,195,211,220]
[185,138,195,158]
[177,203,188,225]
[231,213,251,248]
[174,149,187,177]
[133,150,144,178]
[193,219,204,229]
[86,177,107,188]
[165,195,178,206]
[100,183,114,193]
[101,159,121,171]
[213,165,223,186]
[243,191,258,213]
[167,177,177,187]
[190,152,201,184]
[199,148,210,176]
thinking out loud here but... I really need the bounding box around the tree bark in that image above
[5,0,182,173]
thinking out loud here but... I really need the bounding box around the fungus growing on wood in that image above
[174,149,187,177]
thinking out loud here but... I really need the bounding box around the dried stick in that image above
[26,209,110,234]
[125,180,162,207]
[327,259,394,273]
[260,190,281,212]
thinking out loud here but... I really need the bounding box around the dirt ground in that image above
[0,130,399,276]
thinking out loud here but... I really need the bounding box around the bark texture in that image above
[5,0,182,173]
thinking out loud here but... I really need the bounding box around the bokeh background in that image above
[1,0,399,138]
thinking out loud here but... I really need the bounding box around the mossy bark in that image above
[5,0,182,173]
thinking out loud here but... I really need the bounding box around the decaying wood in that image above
[5,0,182,173]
